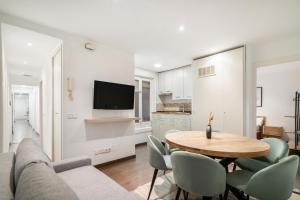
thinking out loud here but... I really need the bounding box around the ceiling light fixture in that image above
[179,25,185,32]
[27,42,32,47]
[154,63,162,68]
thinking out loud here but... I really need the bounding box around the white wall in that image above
[0,13,136,164]
[63,38,135,164]
[257,61,300,136]
[0,38,11,152]
[0,24,3,151]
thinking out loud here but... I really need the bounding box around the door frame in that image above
[52,44,63,161]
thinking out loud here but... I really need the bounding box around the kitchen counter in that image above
[151,112,192,141]
[152,111,192,115]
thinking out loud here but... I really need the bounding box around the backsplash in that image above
[156,102,192,112]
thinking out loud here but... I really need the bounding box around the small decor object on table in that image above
[206,112,214,139]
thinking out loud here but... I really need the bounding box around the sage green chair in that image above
[234,138,289,172]
[147,135,172,200]
[164,129,181,154]
[226,155,299,200]
[171,151,226,200]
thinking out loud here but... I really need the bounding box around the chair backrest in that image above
[256,138,288,163]
[171,151,226,197]
[147,135,167,170]
[246,155,299,200]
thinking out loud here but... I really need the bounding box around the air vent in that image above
[198,65,216,78]
[23,74,32,77]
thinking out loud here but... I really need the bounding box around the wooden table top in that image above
[165,131,270,158]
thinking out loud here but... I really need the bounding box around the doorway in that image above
[1,23,63,161]
[256,61,300,146]
[10,85,41,152]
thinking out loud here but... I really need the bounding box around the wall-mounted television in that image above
[93,80,134,110]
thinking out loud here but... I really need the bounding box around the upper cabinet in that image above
[158,70,173,94]
[158,66,192,100]
[172,68,184,100]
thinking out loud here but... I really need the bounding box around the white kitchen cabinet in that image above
[158,70,173,94]
[183,66,192,99]
[152,113,191,141]
[172,68,184,100]
[158,66,192,99]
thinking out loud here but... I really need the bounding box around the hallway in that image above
[10,119,40,152]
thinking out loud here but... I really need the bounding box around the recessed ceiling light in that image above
[27,42,32,47]
[23,61,28,65]
[154,63,162,68]
[179,25,185,32]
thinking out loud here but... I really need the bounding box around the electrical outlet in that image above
[94,148,111,155]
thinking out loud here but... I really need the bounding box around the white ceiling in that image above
[1,0,300,72]
[2,24,61,81]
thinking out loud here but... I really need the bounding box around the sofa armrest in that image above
[53,157,91,173]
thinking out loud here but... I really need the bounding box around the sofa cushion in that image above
[0,152,15,200]
[15,163,79,200]
[58,165,136,200]
[15,139,52,186]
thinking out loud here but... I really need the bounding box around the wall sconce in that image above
[67,77,74,101]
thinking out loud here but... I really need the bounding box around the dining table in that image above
[165,131,270,172]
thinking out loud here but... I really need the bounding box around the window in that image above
[135,77,152,127]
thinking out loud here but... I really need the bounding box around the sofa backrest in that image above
[14,139,52,186]
[15,163,79,200]
[0,152,15,200]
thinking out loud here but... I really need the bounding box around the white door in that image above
[221,48,244,134]
[192,47,244,134]
[192,57,224,132]
[183,66,192,99]
[52,47,62,161]
[14,94,29,120]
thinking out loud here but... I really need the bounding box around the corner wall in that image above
[0,13,135,164]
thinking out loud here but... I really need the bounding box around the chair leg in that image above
[147,169,158,200]
[175,187,181,200]
[183,190,189,200]
[224,185,229,200]
[163,170,166,175]
[228,185,245,200]
[202,197,212,200]
[219,194,223,200]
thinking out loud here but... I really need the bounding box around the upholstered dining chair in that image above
[234,137,288,172]
[226,155,299,200]
[171,151,226,200]
[164,129,181,154]
[147,135,172,200]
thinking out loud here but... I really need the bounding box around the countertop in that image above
[152,111,192,115]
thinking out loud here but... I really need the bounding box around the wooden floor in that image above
[97,144,300,192]
[97,144,155,191]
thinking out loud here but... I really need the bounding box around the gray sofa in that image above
[0,138,135,200]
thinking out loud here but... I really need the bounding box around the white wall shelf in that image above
[85,117,140,124]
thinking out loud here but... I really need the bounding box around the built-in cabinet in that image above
[191,47,244,134]
[152,113,191,141]
[158,65,192,100]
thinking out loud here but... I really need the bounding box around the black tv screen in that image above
[93,80,134,110]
